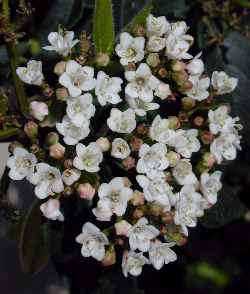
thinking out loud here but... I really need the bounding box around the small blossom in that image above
[185,75,210,101]
[40,198,64,221]
[149,241,177,270]
[186,53,204,76]
[122,251,149,277]
[62,168,81,186]
[16,60,44,86]
[30,101,49,121]
[115,220,132,236]
[59,60,96,97]
[7,147,37,181]
[155,83,171,100]
[137,173,175,211]
[210,132,241,164]
[127,217,159,252]
[56,115,90,145]
[78,183,96,200]
[29,163,64,199]
[66,93,95,127]
[126,95,159,117]
[49,143,65,159]
[173,159,198,186]
[111,138,131,159]
[146,53,160,67]
[73,142,103,172]
[107,108,136,133]
[136,143,169,178]
[147,36,166,52]
[76,222,109,261]
[93,177,133,221]
[125,63,160,102]
[200,171,222,205]
[115,32,145,66]
[43,31,79,56]
[211,71,238,95]
[95,71,123,106]
[146,14,170,37]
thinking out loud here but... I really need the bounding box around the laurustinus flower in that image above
[30,101,49,121]
[16,60,44,86]
[40,198,64,221]
[49,143,65,159]
[77,183,96,200]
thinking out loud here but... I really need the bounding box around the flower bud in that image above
[64,159,73,169]
[193,116,204,127]
[178,112,189,122]
[30,144,40,154]
[102,247,116,267]
[146,53,160,67]
[161,211,174,224]
[133,208,144,219]
[166,151,181,167]
[148,203,163,216]
[46,132,59,146]
[202,152,216,169]
[96,137,110,152]
[96,52,110,67]
[122,156,136,171]
[136,123,149,136]
[155,83,171,100]
[56,87,69,101]
[24,121,38,139]
[126,62,136,71]
[130,136,143,152]
[77,183,95,200]
[168,116,180,129]
[63,186,74,197]
[123,177,132,187]
[115,220,132,236]
[131,190,145,206]
[42,86,54,98]
[172,71,189,85]
[132,24,146,37]
[54,61,66,75]
[171,60,186,72]
[200,131,214,145]
[158,67,168,78]
[182,97,196,110]
[49,143,65,159]
[30,101,49,121]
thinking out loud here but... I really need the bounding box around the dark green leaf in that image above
[0,46,8,64]
[67,0,86,28]
[0,128,20,141]
[19,200,50,275]
[93,0,115,54]
[204,46,224,75]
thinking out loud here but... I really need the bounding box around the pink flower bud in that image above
[122,156,135,171]
[24,121,38,139]
[155,83,171,100]
[102,248,116,267]
[30,101,49,121]
[96,137,111,152]
[54,61,66,75]
[131,190,145,206]
[49,143,65,159]
[77,183,95,200]
[115,220,132,237]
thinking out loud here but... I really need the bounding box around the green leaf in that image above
[200,184,247,229]
[19,200,50,275]
[0,128,20,141]
[93,0,115,54]
[67,0,86,28]
[124,1,153,32]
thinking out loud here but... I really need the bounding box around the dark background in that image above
[1,0,250,293]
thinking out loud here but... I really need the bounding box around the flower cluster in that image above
[8,15,242,277]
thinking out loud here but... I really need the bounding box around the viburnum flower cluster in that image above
[8,14,242,277]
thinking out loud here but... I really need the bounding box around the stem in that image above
[0,127,20,141]
[2,0,29,117]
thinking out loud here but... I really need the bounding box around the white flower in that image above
[186,53,204,76]
[62,168,81,186]
[173,159,198,186]
[146,14,170,37]
[211,71,238,95]
[185,75,210,101]
[30,101,49,121]
[43,31,79,56]
[150,115,177,144]
[93,177,133,221]
[95,71,123,106]
[127,217,159,252]
[200,171,222,205]
[115,220,132,236]
[29,163,64,199]
[208,105,241,135]
[136,173,175,211]
[126,95,159,117]
[76,222,109,261]
[40,198,64,221]
[210,132,241,164]
[147,36,166,52]
[56,115,90,145]
[16,60,44,86]
[73,142,103,172]
[136,143,169,178]
[155,83,171,100]
[111,138,131,159]
[115,32,145,66]
[125,63,160,102]
[173,129,201,158]
[122,251,149,277]
[149,241,177,270]
[66,93,95,127]
[165,22,193,60]
[107,108,136,133]
[59,60,96,97]
[7,147,37,181]
[174,185,205,232]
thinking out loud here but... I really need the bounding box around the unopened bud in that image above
[131,190,145,206]
[102,247,116,267]
[122,156,136,171]
[161,211,174,224]
[126,62,136,71]
[64,159,73,169]
[56,87,69,101]
[146,53,160,67]
[54,61,66,76]
[178,112,189,122]
[136,123,149,136]
[96,52,110,67]
[200,131,214,145]
[96,137,110,152]
[158,67,168,78]
[202,152,216,169]
[49,143,65,159]
[123,177,132,187]
[166,151,181,167]
[171,60,186,72]
[24,121,38,139]
[149,203,163,216]
[77,183,95,200]
[115,220,132,236]
[182,97,196,110]
[168,116,180,129]
[130,136,143,151]
[193,116,204,127]
[133,208,144,219]
[132,24,146,37]
[46,132,59,146]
